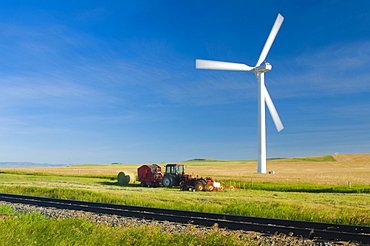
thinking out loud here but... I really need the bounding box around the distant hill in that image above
[0,162,66,168]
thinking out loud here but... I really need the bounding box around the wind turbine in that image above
[196,13,284,174]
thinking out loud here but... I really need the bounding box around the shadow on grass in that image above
[95,180,370,193]
[99,182,182,190]
[99,181,141,188]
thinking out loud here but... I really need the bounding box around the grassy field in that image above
[0,154,369,227]
[4,153,369,185]
[0,206,259,246]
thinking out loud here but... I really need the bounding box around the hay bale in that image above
[117,171,136,185]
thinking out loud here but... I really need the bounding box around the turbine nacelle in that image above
[253,62,272,73]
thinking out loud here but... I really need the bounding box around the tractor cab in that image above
[162,163,191,188]
[165,163,184,175]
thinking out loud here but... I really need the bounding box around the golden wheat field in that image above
[189,154,370,185]
[1,154,369,185]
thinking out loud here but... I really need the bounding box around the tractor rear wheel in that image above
[162,175,174,188]
[195,180,206,191]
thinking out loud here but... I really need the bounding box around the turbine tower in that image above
[196,14,284,173]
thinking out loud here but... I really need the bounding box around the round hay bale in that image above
[117,171,136,185]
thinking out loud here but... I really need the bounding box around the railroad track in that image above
[0,193,369,243]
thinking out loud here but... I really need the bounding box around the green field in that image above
[0,154,369,226]
[0,154,369,245]
[0,205,258,246]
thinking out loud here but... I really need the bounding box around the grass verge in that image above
[0,205,261,246]
[0,184,369,226]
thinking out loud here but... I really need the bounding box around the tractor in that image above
[161,163,193,188]
[137,163,222,191]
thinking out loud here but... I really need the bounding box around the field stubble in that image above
[0,154,369,245]
[4,154,369,185]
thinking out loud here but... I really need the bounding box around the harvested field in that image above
[185,154,370,185]
[1,154,369,185]
[0,154,369,228]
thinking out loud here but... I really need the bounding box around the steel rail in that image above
[0,193,369,243]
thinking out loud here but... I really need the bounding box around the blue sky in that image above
[0,1,369,164]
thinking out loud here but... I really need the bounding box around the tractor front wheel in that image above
[162,176,174,188]
[195,180,206,191]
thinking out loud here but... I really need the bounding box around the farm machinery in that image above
[137,163,222,191]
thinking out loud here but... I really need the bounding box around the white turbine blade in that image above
[196,59,253,71]
[263,85,284,132]
[256,13,284,67]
